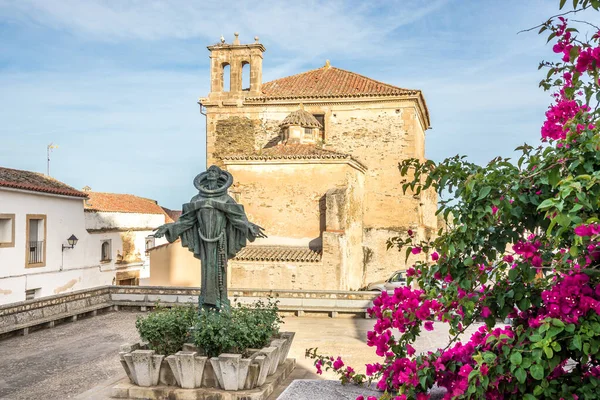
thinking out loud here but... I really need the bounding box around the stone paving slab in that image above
[276,380,446,400]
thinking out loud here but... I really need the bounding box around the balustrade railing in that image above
[28,240,44,264]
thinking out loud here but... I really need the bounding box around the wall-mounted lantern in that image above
[62,234,79,251]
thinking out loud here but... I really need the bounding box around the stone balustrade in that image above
[0,285,379,337]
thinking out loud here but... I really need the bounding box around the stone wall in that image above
[204,99,437,285]
[0,285,379,336]
[0,286,112,335]
[225,161,364,246]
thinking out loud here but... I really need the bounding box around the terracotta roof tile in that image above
[223,144,367,170]
[252,66,419,100]
[84,192,172,221]
[234,246,321,262]
[0,167,87,198]
[161,206,182,222]
[280,109,322,128]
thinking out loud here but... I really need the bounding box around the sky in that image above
[0,0,596,209]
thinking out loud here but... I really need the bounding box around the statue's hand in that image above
[154,224,170,238]
[249,223,267,238]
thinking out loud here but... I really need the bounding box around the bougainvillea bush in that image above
[307,1,600,399]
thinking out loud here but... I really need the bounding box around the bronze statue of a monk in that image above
[154,165,265,310]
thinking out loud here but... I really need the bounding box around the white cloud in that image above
[0,0,448,58]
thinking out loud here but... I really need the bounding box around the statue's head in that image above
[206,165,221,182]
[193,165,233,197]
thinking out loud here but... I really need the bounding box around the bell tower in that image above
[206,33,265,102]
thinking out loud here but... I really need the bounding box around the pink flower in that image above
[333,357,344,370]
[492,205,499,215]
[424,321,434,331]
[431,252,439,261]
[481,363,489,376]
[481,307,492,318]
[574,224,600,237]
[406,344,416,356]
[411,247,422,255]
[315,359,323,375]
[407,229,413,236]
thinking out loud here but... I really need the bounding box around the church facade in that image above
[149,34,437,291]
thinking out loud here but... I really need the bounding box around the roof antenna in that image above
[47,143,58,176]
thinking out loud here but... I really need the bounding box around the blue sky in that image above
[0,0,593,209]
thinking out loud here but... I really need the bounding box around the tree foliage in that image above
[308,1,600,398]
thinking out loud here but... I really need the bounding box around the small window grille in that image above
[25,288,39,301]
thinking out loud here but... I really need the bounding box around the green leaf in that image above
[530,364,544,380]
[530,334,543,343]
[573,335,582,350]
[549,166,560,187]
[510,352,523,366]
[478,186,492,200]
[543,346,554,359]
[515,367,527,383]
[538,198,555,210]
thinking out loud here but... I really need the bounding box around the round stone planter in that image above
[119,331,295,391]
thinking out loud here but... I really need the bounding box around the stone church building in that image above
[148,34,437,291]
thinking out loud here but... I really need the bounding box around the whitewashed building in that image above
[83,190,171,284]
[0,167,170,305]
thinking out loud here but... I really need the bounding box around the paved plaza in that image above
[0,310,486,399]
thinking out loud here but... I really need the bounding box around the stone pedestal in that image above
[130,350,164,387]
[111,359,296,400]
[166,351,207,389]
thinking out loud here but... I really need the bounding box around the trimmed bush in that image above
[192,298,282,358]
[135,304,197,356]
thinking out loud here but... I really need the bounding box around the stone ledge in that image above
[0,303,112,335]
[111,358,296,400]
[277,379,446,400]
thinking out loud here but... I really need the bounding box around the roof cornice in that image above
[223,156,367,173]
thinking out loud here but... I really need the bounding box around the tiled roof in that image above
[0,167,87,198]
[84,192,173,221]
[162,207,182,222]
[223,144,366,169]
[252,66,419,100]
[280,109,322,128]
[234,246,321,262]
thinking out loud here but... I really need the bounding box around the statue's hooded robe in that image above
[162,169,260,309]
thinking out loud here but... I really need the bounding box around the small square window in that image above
[25,288,40,301]
[145,236,155,252]
[101,240,112,262]
[0,214,15,248]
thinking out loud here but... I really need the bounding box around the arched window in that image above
[222,63,231,92]
[101,240,111,262]
[242,62,250,91]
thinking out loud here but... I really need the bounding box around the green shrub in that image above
[135,304,197,356]
[192,298,282,358]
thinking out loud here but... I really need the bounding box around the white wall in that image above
[0,189,166,305]
[85,211,165,231]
